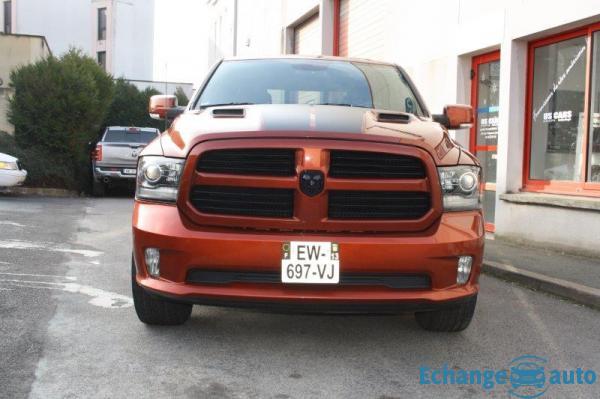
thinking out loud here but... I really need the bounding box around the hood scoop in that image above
[212,108,246,118]
[374,111,411,124]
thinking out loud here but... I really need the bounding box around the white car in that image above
[0,152,27,187]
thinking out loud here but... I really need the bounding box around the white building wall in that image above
[0,34,51,134]
[204,0,600,253]
[112,0,154,80]
[235,0,284,57]
[10,0,155,80]
[13,0,91,55]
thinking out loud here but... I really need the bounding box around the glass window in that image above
[97,51,106,71]
[353,63,424,115]
[196,59,425,115]
[97,7,107,41]
[529,36,587,181]
[3,1,11,33]
[589,31,600,182]
[103,129,159,143]
[476,61,500,147]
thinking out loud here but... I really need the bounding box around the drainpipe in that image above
[232,0,238,56]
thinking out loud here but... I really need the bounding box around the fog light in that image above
[457,256,473,285]
[145,248,160,277]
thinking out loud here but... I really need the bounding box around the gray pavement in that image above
[485,238,600,290]
[1,196,599,399]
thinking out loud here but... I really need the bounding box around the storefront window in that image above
[476,60,500,184]
[529,36,587,181]
[589,31,600,182]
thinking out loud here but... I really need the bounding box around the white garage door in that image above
[293,13,320,55]
[339,0,389,60]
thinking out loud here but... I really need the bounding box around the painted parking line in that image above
[0,278,132,309]
[0,272,77,281]
[0,221,26,227]
[0,240,103,258]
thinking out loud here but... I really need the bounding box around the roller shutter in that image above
[293,13,320,55]
[338,0,389,60]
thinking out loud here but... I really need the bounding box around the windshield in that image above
[195,59,425,116]
[103,129,159,143]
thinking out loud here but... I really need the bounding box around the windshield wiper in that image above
[199,102,255,109]
[318,103,354,107]
[317,103,371,108]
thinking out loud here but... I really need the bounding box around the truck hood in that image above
[154,104,473,166]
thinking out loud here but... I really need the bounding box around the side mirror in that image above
[433,104,474,129]
[149,95,178,120]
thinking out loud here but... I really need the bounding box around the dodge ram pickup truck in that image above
[131,56,484,332]
[91,126,160,196]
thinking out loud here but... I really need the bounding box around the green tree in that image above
[174,86,189,107]
[103,79,162,130]
[7,48,114,190]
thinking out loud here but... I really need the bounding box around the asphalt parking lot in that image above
[1,196,599,399]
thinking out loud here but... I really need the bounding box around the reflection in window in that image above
[197,59,424,115]
[529,36,587,181]
[589,32,600,182]
[476,61,500,147]
[97,51,106,71]
[98,8,107,41]
[3,1,11,33]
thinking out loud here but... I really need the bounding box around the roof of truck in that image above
[220,55,396,66]
[105,126,160,132]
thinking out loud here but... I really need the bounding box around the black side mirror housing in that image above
[432,114,449,127]
[166,106,186,122]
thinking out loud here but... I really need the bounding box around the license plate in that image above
[123,168,137,175]
[281,241,340,284]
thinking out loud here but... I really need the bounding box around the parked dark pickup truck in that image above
[91,126,160,196]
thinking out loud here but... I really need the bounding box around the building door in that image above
[336,0,388,59]
[471,51,500,232]
[293,13,320,55]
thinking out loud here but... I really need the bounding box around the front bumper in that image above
[0,169,27,187]
[132,202,484,310]
[93,166,137,181]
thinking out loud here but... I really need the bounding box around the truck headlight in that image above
[438,165,481,211]
[136,156,184,202]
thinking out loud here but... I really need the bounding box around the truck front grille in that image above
[183,140,440,232]
[329,150,425,179]
[197,148,296,176]
[190,185,294,218]
[328,190,431,220]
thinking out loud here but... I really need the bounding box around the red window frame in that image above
[470,50,501,155]
[470,50,500,233]
[333,0,341,56]
[523,22,600,197]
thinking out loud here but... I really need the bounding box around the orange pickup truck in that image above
[131,56,484,331]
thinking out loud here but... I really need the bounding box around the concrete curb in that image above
[483,260,600,310]
[0,187,80,197]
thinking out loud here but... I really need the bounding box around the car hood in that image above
[0,152,18,162]
[154,104,474,166]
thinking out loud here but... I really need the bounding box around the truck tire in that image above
[131,259,192,325]
[414,295,477,332]
[92,179,106,197]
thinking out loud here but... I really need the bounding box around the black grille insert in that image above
[328,190,430,220]
[191,186,294,218]
[329,150,425,179]
[197,148,296,176]
[187,269,431,290]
